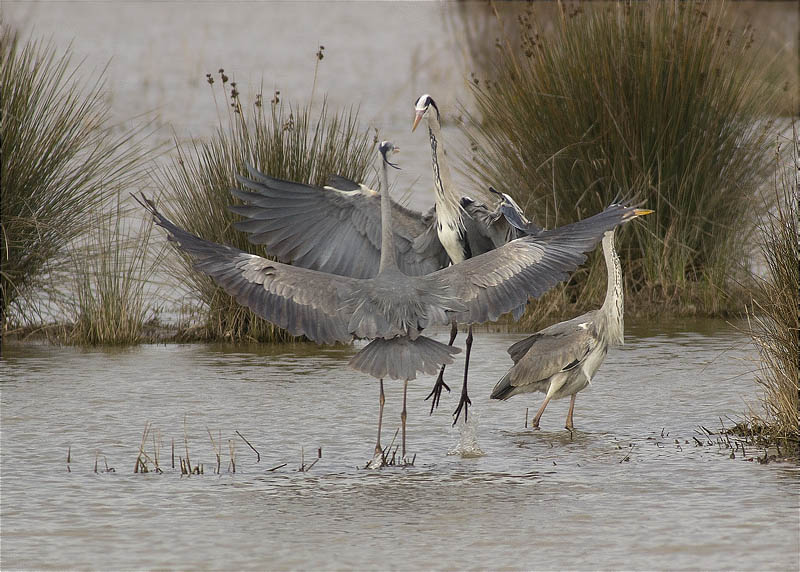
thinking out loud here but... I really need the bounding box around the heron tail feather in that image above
[349,336,460,381]
[490,369,518,400]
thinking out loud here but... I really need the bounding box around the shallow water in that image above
[3,3,799,570]
[2,319,798,570]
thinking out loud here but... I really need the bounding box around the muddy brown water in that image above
[2,319,798,570]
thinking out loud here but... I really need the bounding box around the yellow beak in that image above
[412,110,424,132]
[633,208,655,217]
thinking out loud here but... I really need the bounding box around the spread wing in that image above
[431,203,640,325]
[505,315,600,388]
[137,196,357,345]
[230,166,448,278]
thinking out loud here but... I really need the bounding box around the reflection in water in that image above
[2,320,798,570]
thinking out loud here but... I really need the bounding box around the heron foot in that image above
[452,386,472,425]
[425,370,451,414]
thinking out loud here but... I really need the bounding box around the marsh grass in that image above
[67,199,166,346]
[743,126,799,451]
[153,69,376,342]
[1,27,151,333]
[460,2,780,325]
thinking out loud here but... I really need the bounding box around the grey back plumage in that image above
[489,221,648,404]
[491,312,601,399]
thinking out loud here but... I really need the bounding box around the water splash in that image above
[447,412,485,458]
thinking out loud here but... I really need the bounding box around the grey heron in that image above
[413,93,535,422]
[490,215,653,430]
[139,141,646,462]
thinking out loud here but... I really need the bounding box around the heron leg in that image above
[401,379,408,459]
[565,394,576,431]
[375,379,385,457]
[425,321,457,414]
[452,324,474,425]
[531,395,552,430]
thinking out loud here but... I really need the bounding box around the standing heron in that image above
[139,142,646,462]
[413,93,532,422]
[490,214,653,430]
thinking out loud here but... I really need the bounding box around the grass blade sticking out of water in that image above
[459,1,781,327]
[0,26,152,335]
[152,70,376,342]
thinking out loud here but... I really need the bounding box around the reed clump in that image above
[460,2,780,327]
[0,27,150,335]
[743,127,799,453]
[154,69,376,342]
[67,200,165,346]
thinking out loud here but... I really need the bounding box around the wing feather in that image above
[139,197,357,345]
[431,203,640,325]
[505,319,599,388]
[230,166,446,278]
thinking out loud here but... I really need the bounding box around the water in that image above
[2,319,798,570]
[3,3,798,569]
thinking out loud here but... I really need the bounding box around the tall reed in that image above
[0,27,150,333]
[68,199,165,345]
[745,126,799,448]
[154,70,376,342]
[461,2,780,324]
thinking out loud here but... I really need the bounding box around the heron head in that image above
[379,140,400,170]
[412,93,440,132]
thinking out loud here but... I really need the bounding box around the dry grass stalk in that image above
[298,447,322,472]
[743,125,799,452]
[235,430,261,463]
[68,199,166,345]
[228,439,236,473]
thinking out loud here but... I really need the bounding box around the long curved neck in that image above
[600,230,624,346]
[426,115,463,228]
[378,162,396,273]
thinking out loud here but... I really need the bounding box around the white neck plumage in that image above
[600,230,625,346]
[426,115,464,231]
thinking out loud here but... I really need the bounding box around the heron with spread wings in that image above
[141,141,647,462]
[230,116,538,424]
